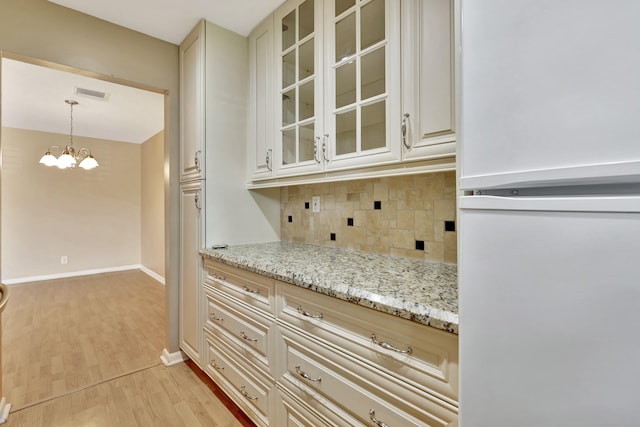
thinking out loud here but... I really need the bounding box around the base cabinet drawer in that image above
[204,259,276,315]
[204,330,275,426]
[204,288,276,377]
[278,283,459,406]
[279,325,459,427]
[277,383,363,427]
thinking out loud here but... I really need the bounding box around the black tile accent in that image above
[374,201,382,210]
[445,220,456,232]
[288,216,293,223]
[305,202,310,209]
[347,218,354,226]
[415,240,425,251]
[330,233,336,241]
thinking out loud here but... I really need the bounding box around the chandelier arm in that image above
[76,147,91,160]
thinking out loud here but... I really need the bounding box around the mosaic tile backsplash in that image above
[280,172,457,263]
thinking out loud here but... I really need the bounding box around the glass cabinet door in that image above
[276,0,324,175]
[327,0,400,169]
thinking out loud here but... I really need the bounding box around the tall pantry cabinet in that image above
[179,22,206,366]
[179,20,280,368]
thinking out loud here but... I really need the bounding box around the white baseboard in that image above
[139,265,165,285]
[2,265,142,285]
[160,348,187,366]
[0,396,11,424]
[2,264,166,286]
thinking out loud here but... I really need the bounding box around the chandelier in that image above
[39,99,99,170]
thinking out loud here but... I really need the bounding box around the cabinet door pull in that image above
[240,385,258,401]
[194,150,202,172]
[314,136,321,163]
[295,365,321,382]
[371,333,412,354]
[401,113,411,149]
[242,285,260,294]
[369,409,390,427]
[209,312,223,322]
[194,192,201,210]
[210,272,226,281]
[297,306,323,319]
[322,134,330,162]
[266,148,272,171]
[240,331,258,342]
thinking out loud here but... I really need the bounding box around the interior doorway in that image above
[1,55,166,285]
[0,54,168,410]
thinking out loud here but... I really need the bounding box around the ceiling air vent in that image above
[74,87,110,101]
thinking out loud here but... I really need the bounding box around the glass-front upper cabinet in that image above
[324,0,401,170]
[275,0,325,177]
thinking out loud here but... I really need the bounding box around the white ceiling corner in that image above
[48,0,287,44]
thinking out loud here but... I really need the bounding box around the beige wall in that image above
[281,172,458,263]
[141,131,165,280]
[1,127,142,280]
[0,0,181,351]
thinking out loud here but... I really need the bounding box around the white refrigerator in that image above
[458,1,640,426]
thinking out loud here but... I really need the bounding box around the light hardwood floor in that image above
[2,270,244,426]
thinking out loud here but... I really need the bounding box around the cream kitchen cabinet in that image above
[323,0,402,172]
[273,0,326,177]
[179,181,204,365]
[401,0,457,162]
[200,257,458,426]
[179,19,280,366]
[202,259,278,426]
[276,282,459,426]
[251,0,402,180]
[180,22,205,183]
[248,0,455,185]
[249,15,276,181]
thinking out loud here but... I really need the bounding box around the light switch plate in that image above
[312,196,320,213]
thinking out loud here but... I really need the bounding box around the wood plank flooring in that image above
[8,363,244,426]
[1,270,245,426]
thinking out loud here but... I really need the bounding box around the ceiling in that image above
[2,1,285,144]
[49,0,287,44]
[1,58,165,144]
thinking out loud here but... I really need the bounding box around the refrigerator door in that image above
[460,0,640,190]
[459,195,640,426]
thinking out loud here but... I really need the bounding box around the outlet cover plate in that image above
[312,196,320,213]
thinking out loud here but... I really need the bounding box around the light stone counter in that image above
[200,241,458,334]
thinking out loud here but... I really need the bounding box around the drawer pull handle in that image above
[240,331,258,342]
[209,313,224,322]
[240,385,258,401]
[242,285,260,294]
[369,409,390,427]
[295,365,321,382]
[297,306,323,319]
[211,273,225,281]
[212,360,224,371]
[371,334,412,354]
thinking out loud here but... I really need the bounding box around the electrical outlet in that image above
[61,256,68,264]
[312,196,320,213]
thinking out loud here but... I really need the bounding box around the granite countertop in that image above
[200,241,458,334]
